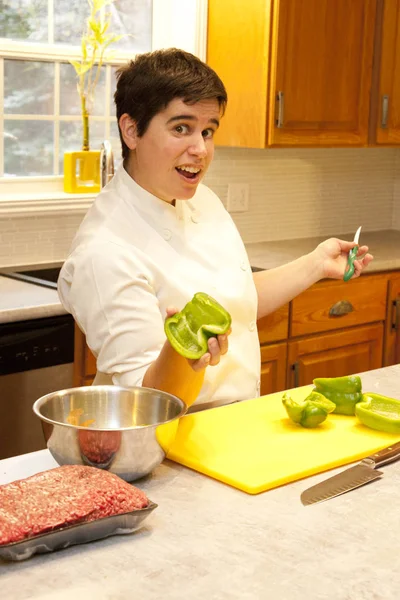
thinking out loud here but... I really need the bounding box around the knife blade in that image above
[301,441,400,506]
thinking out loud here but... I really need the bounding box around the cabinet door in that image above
[207,0,272,147]
[384,275,400,365]
[375,0,400,144]
[269,0,377,146]
[260,342,287,395]
[287,323,384,387]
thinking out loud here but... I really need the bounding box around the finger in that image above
[189,353,211,372]
[166,306,179,318]
[352,260,362,277]
[217,334,229,356]
[338,239,357,253]
[207,336,221,366]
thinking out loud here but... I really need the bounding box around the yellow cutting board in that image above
[167,385,400,495]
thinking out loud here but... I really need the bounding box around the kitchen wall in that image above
[393,150,400,230]
[0,147,399,268]
[205,147,399,244]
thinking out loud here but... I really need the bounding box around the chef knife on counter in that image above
[301,441,400,506]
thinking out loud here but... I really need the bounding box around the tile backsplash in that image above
[393,150,400,231]
[0,147,399,268]
[205,147,399,244]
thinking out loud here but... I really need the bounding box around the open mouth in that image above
[176,166,202,183]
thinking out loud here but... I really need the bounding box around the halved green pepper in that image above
[282,391,336,428]
[355,393,400,434]
[164,292,232,360]
[313,375,362,416]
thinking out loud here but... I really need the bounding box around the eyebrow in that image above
[166,114,220,128]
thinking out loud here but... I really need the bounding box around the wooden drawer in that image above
[290,274,388,337]
[257,304,289,344]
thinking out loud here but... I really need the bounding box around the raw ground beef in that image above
[0,465,149,546]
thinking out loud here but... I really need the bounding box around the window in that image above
[0,0,207,192]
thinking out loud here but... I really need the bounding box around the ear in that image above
[118,113,139,150]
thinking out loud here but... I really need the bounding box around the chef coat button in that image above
[249,321,256,332]
[240,261,248,271]
[191,211,200,224]
[163,229,172,241]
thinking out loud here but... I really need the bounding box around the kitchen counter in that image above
[0,275,67,324]
[246,228,400,273]
[1,365,400,599]
[1,229,400,325]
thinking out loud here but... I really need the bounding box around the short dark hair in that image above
[114,48,228,160]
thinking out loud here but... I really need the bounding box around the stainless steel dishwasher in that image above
[0,268,75,459]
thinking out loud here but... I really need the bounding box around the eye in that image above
[175,124,189,134]
[202,128,215,139]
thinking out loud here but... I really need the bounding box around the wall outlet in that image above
[227,183,249,212]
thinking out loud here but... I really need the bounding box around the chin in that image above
[175,186,199,201]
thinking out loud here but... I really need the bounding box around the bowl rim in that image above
[32,385,188,431]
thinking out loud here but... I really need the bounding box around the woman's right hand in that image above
[166,307,231,372]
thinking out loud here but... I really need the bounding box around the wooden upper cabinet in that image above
[207,0,272,147]
[375,0,400,144]
[269,0,377,146]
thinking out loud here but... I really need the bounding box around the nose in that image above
[188,134,207,158]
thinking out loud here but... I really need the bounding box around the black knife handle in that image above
[367,441,400,468]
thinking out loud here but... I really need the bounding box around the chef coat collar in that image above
[115,164,194,222]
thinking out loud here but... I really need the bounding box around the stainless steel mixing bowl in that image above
[33,385,187,481]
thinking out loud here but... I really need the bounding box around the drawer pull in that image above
[329,300,354,317]
[276,91,284,128]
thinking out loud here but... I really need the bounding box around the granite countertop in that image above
[1,365,400,599]
[0,275,67,324]
[245,228,400,273]
[1,229,400,325]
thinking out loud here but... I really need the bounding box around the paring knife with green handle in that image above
[301,441,400,506]
[343,225,362,282]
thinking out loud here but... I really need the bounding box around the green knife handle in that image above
[343,246,358,282]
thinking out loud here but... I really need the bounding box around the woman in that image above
[58,48,373,411]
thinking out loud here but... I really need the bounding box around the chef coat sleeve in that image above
[59,241,165,388]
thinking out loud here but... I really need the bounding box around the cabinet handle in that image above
[292,362,299,387]
[276,91,284,128]
[329,300,354,317]
[392,298,400,331]
[381,95,389,129]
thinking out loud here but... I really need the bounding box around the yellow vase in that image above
[63,150,101,193]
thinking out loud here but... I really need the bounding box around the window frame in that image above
[0,0,208,214]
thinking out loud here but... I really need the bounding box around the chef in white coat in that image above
[58,48,373,411]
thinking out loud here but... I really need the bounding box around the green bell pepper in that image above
[355,393,400,434]
[282,391,336,428]
[164,292,232,360]
[313,375,362,415]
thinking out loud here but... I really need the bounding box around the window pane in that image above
[110,0,152,52]
[4,120,54,176]
[0,0,47,42]
[59,120,106,172]
[53,0,90,45]
[110,66,118,117]
[60,63,106,117]
[53,0,152,51]
[4,60,54,115]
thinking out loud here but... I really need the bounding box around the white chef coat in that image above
[58,165,261,410]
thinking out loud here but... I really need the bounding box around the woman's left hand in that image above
[313,238,374,280]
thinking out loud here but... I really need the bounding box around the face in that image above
[120,98,220,203]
